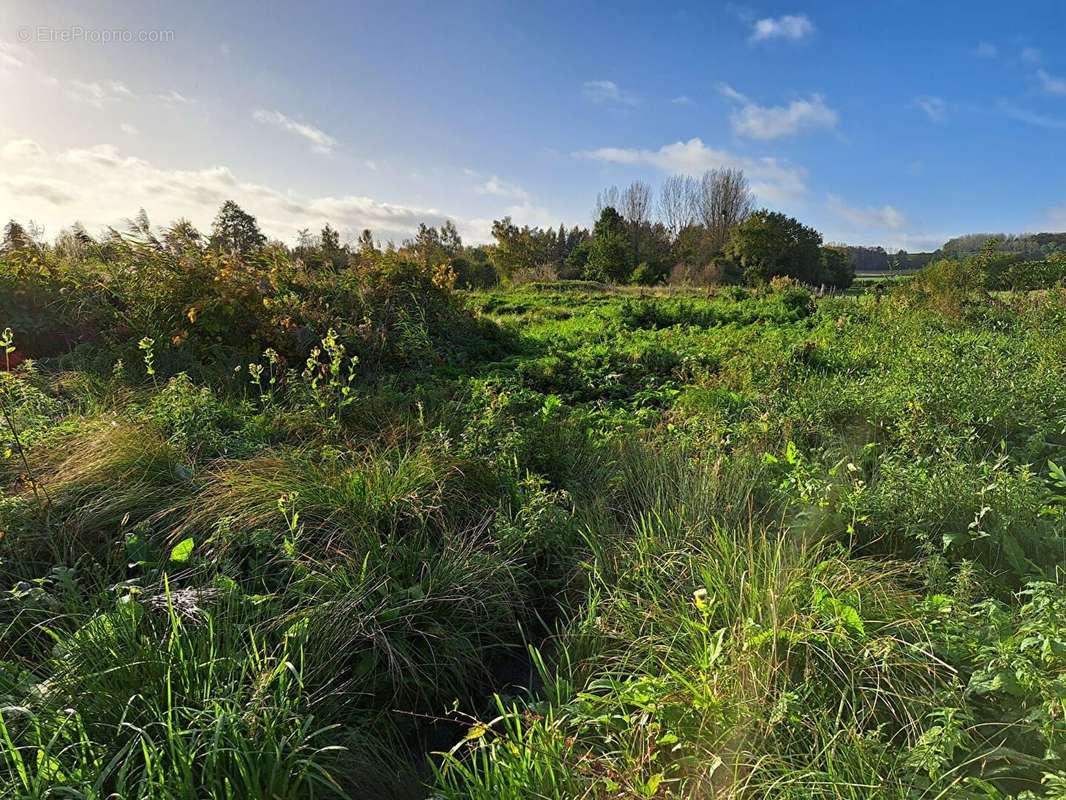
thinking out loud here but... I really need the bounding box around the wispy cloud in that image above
[157,90,195,105]
[974,42,998,58]
[474,174,530,201]
[67,79,135,108]
[581,79,639,106]
[719,84,838,139]
[120,123,140,136]
[912,95,946,122]
[575,137,807,203]
[671,95,695,106]
[1037,69,1066,95]
[828,194,904,230]
[749,13,814,44]
[252,108,338,154]
[995,100,1066,130]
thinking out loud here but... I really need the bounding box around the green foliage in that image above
[2,254,1065,798]
[725,209,824,284]
[584,206,632,283]
[208,199,266,255]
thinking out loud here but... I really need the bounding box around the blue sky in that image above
[3,0,1066,250]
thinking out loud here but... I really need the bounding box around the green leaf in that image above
[942,531,967,551]
[643,773,664,797]
[169,537,195,564]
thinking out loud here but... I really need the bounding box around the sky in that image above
[3,1,1066,252]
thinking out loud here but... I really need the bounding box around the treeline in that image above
[490,170,855,289]
[840,245,937,274]
[2,168,856,291]
[839,232,1066,276]
[940,232,1066,260]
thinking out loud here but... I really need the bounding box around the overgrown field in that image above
[2,242,1066,798]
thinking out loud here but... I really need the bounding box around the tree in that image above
[594,185,621,220]
[2,220,29,251]
[585,206,631,283]
[316,223,347,269]
[621,180,652,264]
[724,210,823,284]
[357,229,378,257]
[209,201,265,255]
[658,175,697,237]
[320,223,340,253]
[697,168,754,253]
[439,220,463,257]
[819,245,854,289]
[490,217,557,280]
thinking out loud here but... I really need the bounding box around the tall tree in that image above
[320,223,340,253]
[357,228,378,256]
[621,180,653,264]
[439,220,463,257]
[2,220,29,252]
[209,200,265,255]
[697,168,754,254]
[593,185,621,220]
[585,206,631,283]
[658,175,697,237]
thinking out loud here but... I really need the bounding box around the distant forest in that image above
[844,232,1066,274]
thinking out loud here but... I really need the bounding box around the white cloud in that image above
[1,138,47,161]
[975,42,998,58]
[0,137,490,244]
[157,90,194,105]
[67,79,135,108]
[581,79,639,106]
[576,137,806,203]
[749,14,814,43]
[120,123,140,136]
[671,95,694,106]
[719,84,838,139]
[252,108,338,155]
[827,194,904,230]
[1037,69,1066,95]
[474,175,530,201]
[363,160,378,170]
[913,95,946,122]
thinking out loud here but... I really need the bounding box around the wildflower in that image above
[693,587,710,612]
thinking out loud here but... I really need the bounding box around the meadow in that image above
[2,230,1066,799]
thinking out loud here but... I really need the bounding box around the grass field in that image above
[3,259,1066,797]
